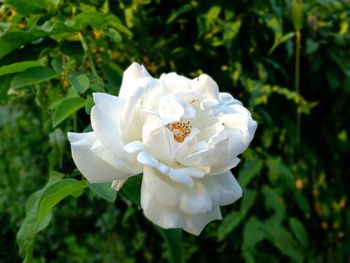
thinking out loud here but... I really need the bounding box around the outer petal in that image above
[160,72,192,92]
[91,93,126,156]
[191,74,219,100]
[68,132,130,183]
[90,139,141,174]
[142,166,211,214]
[141,179,221,235]
[119,62,151,98]
[202,170,242,206]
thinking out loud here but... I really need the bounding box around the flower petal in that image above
[68,132,128,183]
[202,170,242,206]
[120,77,162,142]
[142,165,211,214]
[111,178,128,191]
[119,62,151,98]
[90,139,141,174]
[141,181,221,235]
[91,94,126,157]
[160,72,192,92]
[191,74,219,100]
[158,94,196,123]
[137,151,201,187]
[142,112,174,164]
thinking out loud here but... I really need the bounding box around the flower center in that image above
[165,121,192,143]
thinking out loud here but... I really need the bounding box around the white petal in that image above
[202,170,242,206]
[124,140,146,153]
[68,132,129,183]
[246,119,258,145]
[142,113,174,164]
[142,166,211,214]
[191,74,219,100]
[119,62,151,98]
[158,94,195,123]
[141,182,221,235]
[183,207,221,235]
[90,139,141,174]
[111,178,128,191]
[219,92,242,106]
[174,128,200,160]
[137,151,200,187]
[90,96,125,157]
[209,131,246,169]
[141,180,184,228]
[120,77,161,142]
[160,72,192,92]
[92,92,125,110]
[209,157,241,175]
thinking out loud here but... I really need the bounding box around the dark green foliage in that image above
[0,0,349,262]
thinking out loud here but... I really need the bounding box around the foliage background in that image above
[0,0,349,262]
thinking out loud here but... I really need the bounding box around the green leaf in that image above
[49,128,66,167]
[52,97,85,127]
[69,73,90,93]
[89,182,117,203]
[240,189,257,215]
[106,28,122,44]
[206,6,221,22]
[156,227,184,263]
[294,191,311,217]
[16,173,87,262]
[223,20,242,49]
[166,3,193,24]
[73,11,105,29]
[264,221,303,262]
[266,157,293,186]
[0,74,14,103]
[306,39,320,54]
[289,218,309,248]
[0,61,43,77]
[85,94,94,115]
[119,175,142,205]
[269,32,295,55]
[0,21,76,59]
[218,189,256,240]
[37,179,88,223]
[242,217,265,249]
[218,211,242,241]
[4,0,59,16]
[262,186,286,221]
[10,66,59,89]
[238,160,262,187]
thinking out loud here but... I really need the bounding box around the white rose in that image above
[68,62,257,235]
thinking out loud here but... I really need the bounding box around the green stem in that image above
[73,113,78,132]
[156,227,185,263]
[295,30,301,149]
[79,32,99,78]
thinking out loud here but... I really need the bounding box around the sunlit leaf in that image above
[0,61,43,77]
[10,66,59,89]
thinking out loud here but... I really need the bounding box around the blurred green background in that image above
[0,0,349,262]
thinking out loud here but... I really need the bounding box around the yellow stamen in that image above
[166,121,192,143]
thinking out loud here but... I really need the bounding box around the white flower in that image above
[68,63,257,235]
